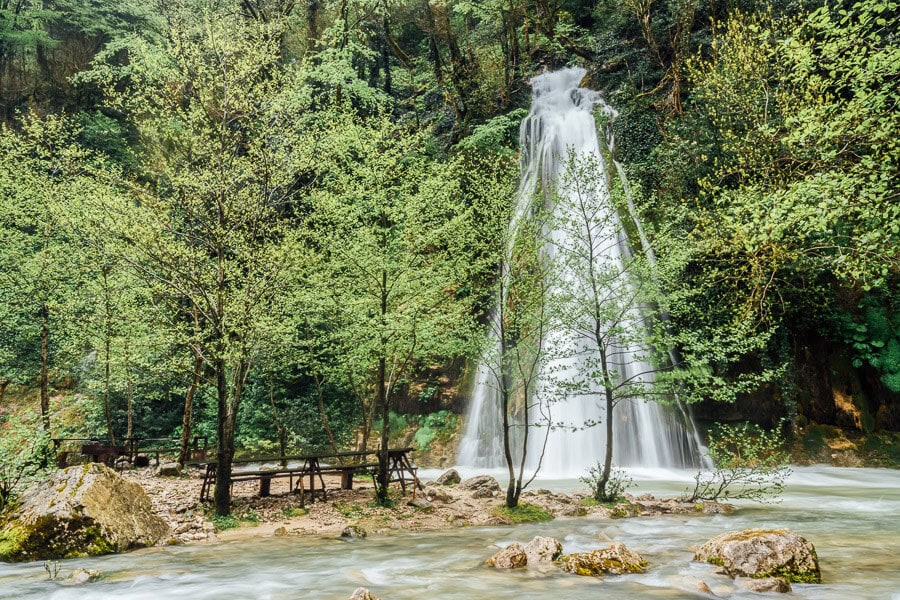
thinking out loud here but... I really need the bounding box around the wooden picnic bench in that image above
[124,436,209,466]
[52,438,126,468]
[196,448,419,503]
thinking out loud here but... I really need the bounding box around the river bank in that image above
[121,467,729,545]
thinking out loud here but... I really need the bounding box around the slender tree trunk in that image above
[376,265,390,504]
[502,384,517,508]
[376,355,389,503]
[268,374,288,466]
[306,0,319,54]
[599,348,614,496]
[103,333,116,444]
[124,341,134,440]
[213,357,233,515]
[315,374,339,456]
[179,349,203,466]
[0,379,8,405]
[382,17,392,95]
[39,304,50,432]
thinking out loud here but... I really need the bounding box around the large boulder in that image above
[558,542,647,576]
[486,542,528,569]
[524,536,562,564]
[458,475,501,499]
[349,588,379,600]
[694,528,821,584]
[0,464,170,561]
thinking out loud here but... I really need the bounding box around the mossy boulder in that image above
[0,464,169,562]
[694,528,821,584]
[558,542,647,576]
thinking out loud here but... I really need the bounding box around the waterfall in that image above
[457,67,707,478]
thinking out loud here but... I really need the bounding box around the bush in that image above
[581,464,633,503]
[413,410,458,451]
[685,421,790,503]
[0,418,51,512]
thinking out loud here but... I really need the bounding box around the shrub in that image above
[581,464,633,503]
[0,418,51,512]
[686,421,790,503]
[413,410,458,451]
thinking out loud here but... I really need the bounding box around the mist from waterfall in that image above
[457,67,706,478]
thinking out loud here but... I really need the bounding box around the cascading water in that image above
[458,67,706,478]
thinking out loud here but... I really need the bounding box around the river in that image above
[1,466,897,599]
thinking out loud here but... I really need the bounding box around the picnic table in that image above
[124,436,209,466]
[52,438,127,468]
[196,447,420,503]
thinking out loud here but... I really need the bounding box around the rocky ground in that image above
[121,467,733,545]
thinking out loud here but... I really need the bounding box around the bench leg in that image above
[259,475,273,497]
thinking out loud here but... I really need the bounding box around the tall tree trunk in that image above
[306,0,320,53]
[213,357,233,515]
[103,332,116,444]
[382,17,392,95]
[376,355,389,503]
[315,374,339,456]
[124,340,134,440]
[178,349,202,466]
[268,373,288,466]
[39,304,50,432]
[101,268,116,444]
[376,266,390,504]
[599,348,614,496]
[0,379,8,405]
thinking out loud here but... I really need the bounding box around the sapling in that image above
[686,421,790,503]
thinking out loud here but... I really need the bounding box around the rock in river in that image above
[735,576,792,593]
[524,536,562,564]
[486,542,528,569]
[558,542,647,576]
[694,528,821,584]
[0,464,170,562]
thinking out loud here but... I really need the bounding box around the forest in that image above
[0,0,897,520]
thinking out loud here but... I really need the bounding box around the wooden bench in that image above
[80,443,128,466]
[126,436,209,466]
[196,448,418,503]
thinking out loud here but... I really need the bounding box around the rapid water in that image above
[458,67,704,477]
[2,466,898,599]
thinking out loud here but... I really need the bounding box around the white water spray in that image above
[458,67,706,478]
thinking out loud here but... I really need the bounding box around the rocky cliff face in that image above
[0,463,170,561]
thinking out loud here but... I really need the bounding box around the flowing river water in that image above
[1,466,898,599]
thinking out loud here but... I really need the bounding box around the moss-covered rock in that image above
[0,464,169,562]
[558,542,647,576]
[694,528,821,584]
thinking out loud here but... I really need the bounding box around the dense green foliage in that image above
[0,0,897,510]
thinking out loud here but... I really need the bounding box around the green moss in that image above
[759,566,821,584]
[282,507,308,518]
[0,524,28,559]
[491,502,553,524]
